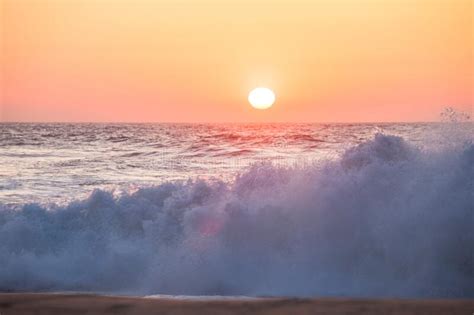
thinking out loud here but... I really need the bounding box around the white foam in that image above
[0,134,472,298]
[145,294,261,300]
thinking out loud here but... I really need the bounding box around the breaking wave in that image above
[0,134,472,298]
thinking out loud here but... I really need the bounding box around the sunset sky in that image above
[1,0,472,122]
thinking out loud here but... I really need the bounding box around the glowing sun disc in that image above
[248,87,275,110]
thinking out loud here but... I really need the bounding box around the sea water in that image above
[0,122,472,298]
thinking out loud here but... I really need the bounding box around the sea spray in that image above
[0,134,472,298]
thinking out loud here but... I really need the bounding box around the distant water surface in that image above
[0,122,460,205]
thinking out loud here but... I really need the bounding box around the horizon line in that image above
[0,120,461,125]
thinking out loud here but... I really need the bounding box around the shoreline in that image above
[0,293,473,315]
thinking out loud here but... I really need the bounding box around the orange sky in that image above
[1,0,472,122]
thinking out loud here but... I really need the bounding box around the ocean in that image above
[1,122,465,205]
[0,122,472,298]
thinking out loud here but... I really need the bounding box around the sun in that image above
[248,87,275,110]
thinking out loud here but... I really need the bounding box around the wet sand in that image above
[0,293,473,315]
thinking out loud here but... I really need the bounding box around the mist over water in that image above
[0,123,472,298]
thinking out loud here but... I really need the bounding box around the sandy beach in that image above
[0,293,473,315]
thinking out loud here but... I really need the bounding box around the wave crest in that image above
[0,134,472,298]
